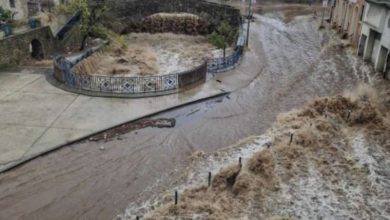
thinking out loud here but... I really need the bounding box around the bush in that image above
[208,21,238,59]
[0,6,12,21]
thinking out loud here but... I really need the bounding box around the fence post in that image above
[208,172,212,187]
[347,109,351,120]
[174,190,178,205]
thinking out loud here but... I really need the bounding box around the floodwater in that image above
[0,4,380,220]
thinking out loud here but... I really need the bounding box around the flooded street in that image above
[0,4,380,220]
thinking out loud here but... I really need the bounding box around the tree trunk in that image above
[223,43,226,63]
[80,34,88,51]
[223,35,226,64]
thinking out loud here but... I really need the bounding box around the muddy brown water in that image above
[0,5,380,220]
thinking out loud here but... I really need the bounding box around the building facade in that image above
[1,0,69,21]
[358,0,390,77]
[0,0,29,20]
[331,0,366,47]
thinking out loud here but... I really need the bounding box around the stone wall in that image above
[106,0,241,34]
[0,24,83,68]
[57,24,84,51]
[0,26,55,68]
[135,14,209,35]
[178,61,208,88]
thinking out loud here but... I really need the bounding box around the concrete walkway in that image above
[0,71,223,172]
[0,24,261,173]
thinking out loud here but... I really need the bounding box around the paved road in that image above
[0,65,245,172]
[0,5,380,220]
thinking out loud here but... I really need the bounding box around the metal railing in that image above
[53,26,245,96]
[54,56,180,94]
[207,46,243,74]
[207,25,245,74]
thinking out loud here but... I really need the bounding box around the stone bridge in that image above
[0,27,56,68]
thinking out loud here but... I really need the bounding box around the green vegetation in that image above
[56,0,110,50]
[0,6,12,21]
[208,21,237,60]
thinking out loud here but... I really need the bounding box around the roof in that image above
[366,0,390,8]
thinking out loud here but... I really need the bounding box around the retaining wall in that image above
[107,0,242,34]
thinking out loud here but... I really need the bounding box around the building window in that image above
[360,5,365,21]
[9,0,15,8]
[388,18,390,28]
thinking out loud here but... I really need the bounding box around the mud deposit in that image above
[0,4,386,220]
[140,84,390,220]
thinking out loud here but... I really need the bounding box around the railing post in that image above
[174,190,178,205]
[208,171,212,187]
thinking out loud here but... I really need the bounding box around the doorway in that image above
[30,39,44,60]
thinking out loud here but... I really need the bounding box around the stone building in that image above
[0,0,29,20]
[358,0,390,77]
[331,0,366,47]
[1,0,69,20]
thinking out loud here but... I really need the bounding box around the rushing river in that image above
[0,4,379,220]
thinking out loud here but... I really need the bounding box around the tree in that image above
[60,0,107,50]
[0,7,12,21]
[208,21,237,61]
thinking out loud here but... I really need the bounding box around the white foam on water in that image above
[121,134,272,219]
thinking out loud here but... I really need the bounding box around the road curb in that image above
[0,91,230,174]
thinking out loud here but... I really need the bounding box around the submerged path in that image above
[0,6,379,220]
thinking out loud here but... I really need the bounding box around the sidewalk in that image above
[0,71,224,172]
[0,20,262,173]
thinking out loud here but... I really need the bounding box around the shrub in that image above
[0,6,12,21]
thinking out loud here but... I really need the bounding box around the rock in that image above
[116,58,129,64]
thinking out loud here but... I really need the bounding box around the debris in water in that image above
[141,84,390,220]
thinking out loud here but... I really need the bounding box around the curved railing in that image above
[207,46,243,74]
[52,26,245,97]
[53,50,207,97]
[207,25,245,74]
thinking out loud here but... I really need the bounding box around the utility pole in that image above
[246,0,252,47]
